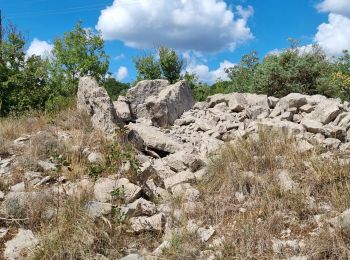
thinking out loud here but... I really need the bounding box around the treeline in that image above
[0,22,128,117]
[1,20,350,117]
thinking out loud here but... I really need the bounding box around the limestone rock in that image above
[127,123,183,154]
[4,229,38,260]
[93,178,141,203]
[127,79,169,118]
[307,99,342,124]
[77,76,120,137]
[145,80,195,126]
[113,96,132,122]
[129,213,166,232]
[301,119,323,134]
[277,93,308,109]
[86,201,112,218]
[329,208,350,229]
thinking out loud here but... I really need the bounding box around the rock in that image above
[126,198,157,216]
[268,96,280,108]
[322,125,346,141]
[164,171,195,189]
[127,123,183,155]
[0,191,4,200]
[307,99,342,124]
[329,208,350,229]
[171,183,200,201]
[296,140,314,153]
[301,119,323,134]
[87,152,104,164]
[272,239,305,254]
[145,179,170,201]
[322,138,341,149]
[77,76,120,137]
[34,176,52,187]
[277,93,308,109]
[37,160,57,172]
[153,241,171,256]
[277,170,298,192]
[4,229,39,259]
[86,201,112,218]
[256,119,304,136]
[127,79,170,118]
[145,80,195,126]
[120,254,144,260]
[94,178,141,203]
[10,182,25,192]
[299,104,314,113]
[0,228,8,238]
[197,226,215,242]
[13,136,30,145]
[129,213,166,232]
[113,96,132,122]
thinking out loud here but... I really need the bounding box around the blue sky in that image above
[2,0,350,83]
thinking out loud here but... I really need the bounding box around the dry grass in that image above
[161,131,350,259]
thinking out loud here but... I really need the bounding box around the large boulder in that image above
[127,123,183,155]
[307,99,342,124]
[145,80,195,126]
[127,79,170,118]
[113,96,132,122]
[77,77,120,137]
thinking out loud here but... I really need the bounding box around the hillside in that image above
[0,77,350,259]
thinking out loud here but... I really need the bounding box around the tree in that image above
[133,52,162,81]
[133,47,183,84]
[158,47,183,84]
[104,77,130,101]
[52,22,109,89]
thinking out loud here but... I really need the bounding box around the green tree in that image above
[158,47,184,84]
[225,50,259,93]
[133,47,184,84]
[133,52,162,81]
[104,77,130,101]
[52,22,109,89]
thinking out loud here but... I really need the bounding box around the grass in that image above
[161,131,350,259]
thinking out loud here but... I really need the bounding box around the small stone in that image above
[10,182,25,192]
[120,253,144,260]
[277,170,298,192]
[87,152,104,164]
[37,160,57,171]
[197,226,215,242]
[129,213,166,232]
[86,201,112,218]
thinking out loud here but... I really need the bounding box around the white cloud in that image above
[114,53,125,60]
[116,66,128,80]
[26,38,53,59]
[314,13,350,56]
[317,0,350,18]
[96,0,253,52]
[186,59,235,83]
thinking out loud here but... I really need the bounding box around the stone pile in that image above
[2,76,350,259]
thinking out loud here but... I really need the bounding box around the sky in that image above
[2,0,350,83]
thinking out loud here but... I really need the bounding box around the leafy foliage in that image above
[103,77,130,101]
[133,47,184,84]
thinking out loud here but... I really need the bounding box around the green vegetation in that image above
[133,47,184,84]
[0,22,125,116]
[2,19,350,116]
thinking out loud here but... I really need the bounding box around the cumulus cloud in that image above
[26,38,53,59]
[314,13,350,56]
[186,59,235,83]
[317,0,350,18]
[116,66,128,80]
[96,0,253,52]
